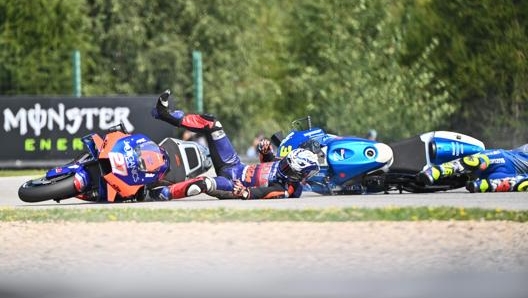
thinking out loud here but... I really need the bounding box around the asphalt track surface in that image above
[1,176,528,298]
[2,176,528,210]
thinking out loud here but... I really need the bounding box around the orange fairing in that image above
[98,131,136,202]
[103,172,142,202]
[106,183,117,202]
[98,131,129,159]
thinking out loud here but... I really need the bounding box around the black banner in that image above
[0,96,177,168]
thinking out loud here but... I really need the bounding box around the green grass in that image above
[1,206,527,222]
[0,169,45,177]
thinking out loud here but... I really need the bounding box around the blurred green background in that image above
[1,0,527,151]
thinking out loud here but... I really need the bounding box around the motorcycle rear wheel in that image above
[18,175,78,203]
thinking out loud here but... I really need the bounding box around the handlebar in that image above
[291,116,312,131]
[107,122,129,134]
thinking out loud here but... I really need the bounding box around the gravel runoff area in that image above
[1,220,528,298]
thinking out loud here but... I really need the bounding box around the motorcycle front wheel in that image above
[18,175,78,203]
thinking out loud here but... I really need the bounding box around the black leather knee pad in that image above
[201,113,217,122]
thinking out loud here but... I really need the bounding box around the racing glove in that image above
[232,180,251,200]
[257,138,275,162]
[257,138,272,154]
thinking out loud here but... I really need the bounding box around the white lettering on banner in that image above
[3,108,27,135]
[48,104,65,131]
[3,104,134,136]
[27,104,47,136]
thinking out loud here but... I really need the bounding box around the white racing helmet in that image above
[279,148,320,182]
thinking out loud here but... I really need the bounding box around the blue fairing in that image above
[325,137,388,184]
[45,133,100,180]
[278,128,332,157]
[46,165,79,179]
[430,137,485,165]
[303,166,331,193]
[82,133,100,158]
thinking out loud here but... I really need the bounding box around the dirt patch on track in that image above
[3,221,528,274]
[2,221,528,298]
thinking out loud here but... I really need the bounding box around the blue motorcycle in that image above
[271,116,485,194]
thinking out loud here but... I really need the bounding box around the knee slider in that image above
[186,177,208,196]
[201,113,224,130]
[186,177,217,196]
[169,177,207,199]
[201,113,217,122]
[186,184,204,196]
[203,177,217,193]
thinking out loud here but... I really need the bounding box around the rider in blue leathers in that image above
[150,90,320,200]
[418,144,528,192]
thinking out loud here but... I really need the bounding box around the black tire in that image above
[18,175,79,203]
[401,182,454,193]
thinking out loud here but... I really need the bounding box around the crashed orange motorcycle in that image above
[18,123,211,203]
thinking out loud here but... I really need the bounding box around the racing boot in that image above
[148,186,172,201]
[466,177,522,193]
[151,89,187,127]
[466,179,489,193]
[151,89,171,119]
[155,176,217,200]
[416,165,442,185]
[417,160,467,185]
[515,178,528,192]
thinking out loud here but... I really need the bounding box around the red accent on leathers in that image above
[169,177,205,199]
[496,179,512,192]
[181,114,214,129]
